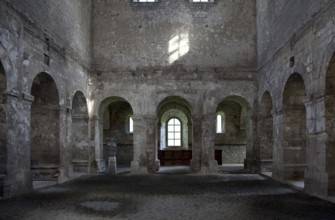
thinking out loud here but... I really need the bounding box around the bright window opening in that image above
[133,0,158,2]
[191,0,214,3]
[216,112,225,133]
[167,118,181,147]
[129,116,134,133]
[217,115,222,133]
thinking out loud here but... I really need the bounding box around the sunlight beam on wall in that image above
[168,29,190,64]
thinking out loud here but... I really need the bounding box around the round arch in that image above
[215,95,251,166]
[30,72,60,185]
[156,96,193,167]
[156,96,193,118]
[71,91,90,174]
[97,96,134,172]
[282,73,307,184]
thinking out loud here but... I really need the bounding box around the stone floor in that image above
[1,171,335,220]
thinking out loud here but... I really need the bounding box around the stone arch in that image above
[320,37,335,96]
[259,91,273,172]
[0,61,6,197]
[157,96,193,116]
[325,52,335,196]
[30,72,60,185]
[215,96,250,165]
[157,96,193,167]
[282,73,307,184]
[160,109,188,150]
[71,91,90,174]
[98,96,134,172]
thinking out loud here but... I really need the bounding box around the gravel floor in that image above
[1,173,335,220]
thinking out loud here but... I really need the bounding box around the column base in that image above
[131,161,148,174]
[190,159,201,173]
[200,160,218,174]
[108,156,117,175]
[96,159,106,173]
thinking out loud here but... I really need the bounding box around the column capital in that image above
[6,89,20,99]
[22,92,34,103]
[272,108,283,117]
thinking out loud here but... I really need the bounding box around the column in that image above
[145,116,159,173]
[272,108,284,181]
[304,96,328,196]
[200,114,218,174]
[58,106,70,183]
[244,112,258,172]
[5,91,33,197]
[94,116,105,172]
[190,117,202,172]
[131,115,148,173]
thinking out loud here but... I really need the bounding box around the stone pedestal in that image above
[108,156,117,175]
[96,159,106,173]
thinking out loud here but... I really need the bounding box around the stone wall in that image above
[257,0,330,66]
[257,0,335,198]
[90,0,258,174]
[216,145,246,164]
[215,98,248,145]
[0,0,91,197]
[92,0,256,70]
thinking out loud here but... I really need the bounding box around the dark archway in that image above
[325,52,335,196]
[71,91,89,174]
[282,73,306,186]
[259,91,273,172]
[31,73,60,187]
[215,96,250,168]
[99,97,134,173]
[0,61,6,197]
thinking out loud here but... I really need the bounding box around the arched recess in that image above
[160,109,188,150]
[71,91,89,174]
[259,91,273,172]
[99,97,134,172]
[157,96,192,167]
[215,96,250,166]
[282,73,306,184]
[325,52,335,196]
[0,61,6,197]
[31,73,60,185]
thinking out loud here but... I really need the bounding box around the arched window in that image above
[129,116,134,133]
[216,112,225,133]
[167,118,181,147]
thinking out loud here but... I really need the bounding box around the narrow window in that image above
[167,118,181,147]
[133,0,158,2]
[190,0,214,3]
[129,116,134,133]
[216,112,225,133]
[216,115,222,133]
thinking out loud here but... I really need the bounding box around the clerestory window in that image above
[133,0,158,2]
[190,0,214,3]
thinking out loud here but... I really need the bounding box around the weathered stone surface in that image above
[0,0,335,204]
